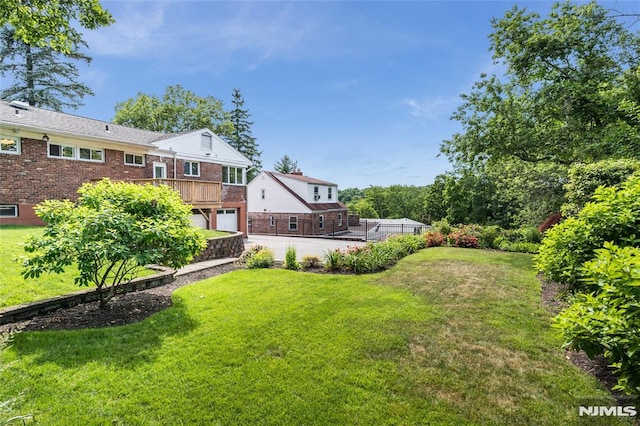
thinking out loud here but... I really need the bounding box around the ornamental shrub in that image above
[324,249,343,272]
[553,243,640,395]
[284,246,300,270]
[245,248,275,269]
[424,231,444,247]
[445,225,480,249]
[535,175,640,289]
[301,255,322,270]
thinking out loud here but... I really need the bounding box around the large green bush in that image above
[554,243,640,395]
[535,175,640,289]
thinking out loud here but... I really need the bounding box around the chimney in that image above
[290,169,303,175]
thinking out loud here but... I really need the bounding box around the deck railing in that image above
[130,179,222,207]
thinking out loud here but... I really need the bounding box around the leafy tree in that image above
[113,85,233,138]
[225,88,262,181]
[338,187,365,204]
[22,179,206,308]
[442,2,640,167]
[363,186,390,219]
[273,155,299,174]
[0,0,113,54]
[347,198,379,219]
[0,27,94,110]
[562,158,640,216]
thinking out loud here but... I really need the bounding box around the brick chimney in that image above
[290,169,303,175]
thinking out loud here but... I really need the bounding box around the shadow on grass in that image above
[8,298,197,368]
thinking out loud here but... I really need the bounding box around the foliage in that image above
[284,246,300,271]
[300,255,322,270]
[445,226,480,249]
[113,85,233,138]
[338,187,364,204]
[224,88,261,181]
[554,243,640,395]
[442,2,640,168]
[21,179,205,308]
[538,212,563,234]
[244,248,275,269]
[0,0,114,54]
[273,155,299,174]
[562,158,640,217]
[0,27,94,110]
[347,198,379,219]
[423,231,444,248]
[323,235,426,274]
[535,175,640,289]
[431,218,453,236]
[0,249,613,424]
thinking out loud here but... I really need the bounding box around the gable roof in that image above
[0,99,172,147]
[269,171,337,186]
[264,171,346,212]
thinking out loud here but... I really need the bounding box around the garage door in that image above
[190,214,207,229]
[216,209,237,232]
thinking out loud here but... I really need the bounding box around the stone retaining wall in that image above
[192,232,244,262]
[0,266,175,325]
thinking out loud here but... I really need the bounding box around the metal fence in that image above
[248,218,428,241]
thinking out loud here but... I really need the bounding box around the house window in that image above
[289,216,298,231]
[328,187,333,200]
[0,135,20,154]
[338,213,343,226]
[153,162,167,179]
[319,215,324,229]
[184,161,200,177]
[48,143,103,162]
[270,216,275,226]
[201,133,212,150]
[261,189,266,200]
[124,153,144,166]
[0,205,18,217]
[314,186,319,200]
[223,166,244,185]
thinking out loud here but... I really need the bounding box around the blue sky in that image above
[12,1,637,188]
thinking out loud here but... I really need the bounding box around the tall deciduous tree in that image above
[0,0,113,54]
[273,155,299,174]
[225,88,262,181]
[113,85,233,138]
[0,27,94,110]
[442,1,640,167]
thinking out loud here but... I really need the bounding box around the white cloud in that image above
[403,96,460,120]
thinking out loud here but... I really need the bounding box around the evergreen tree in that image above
[0,27,94,110]
[274,155,299,174]
[225,88,262,181]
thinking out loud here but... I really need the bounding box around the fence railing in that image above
[248,218,427,241]
[130,179,221,208]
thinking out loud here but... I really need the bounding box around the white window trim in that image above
[184,161,200,177]
[270,216,275,226]
[201,132,213,150]
[319,215,324,229]
[48,142,104,163]
[261,189,266,200]
[223,166,245,185]
[0,205,18,217]
[153,162,167,179]
[124,153,145,166]
[289,216,298,231]
[338,213,343,226]
[0,135,21,155]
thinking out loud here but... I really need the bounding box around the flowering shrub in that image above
[446,226,480,249]
[424,231,444,247]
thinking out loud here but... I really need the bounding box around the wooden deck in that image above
[131,179,222,209]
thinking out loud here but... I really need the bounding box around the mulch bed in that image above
[0,262,624,402]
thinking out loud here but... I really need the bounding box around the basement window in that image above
[0,205,18,217]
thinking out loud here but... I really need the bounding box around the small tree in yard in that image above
[22,179,206,308]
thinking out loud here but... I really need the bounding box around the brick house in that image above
[247,170,348,236]
[0,99,253,235]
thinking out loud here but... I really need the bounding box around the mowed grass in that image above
[0,226,154,308]
[1,248,619,425]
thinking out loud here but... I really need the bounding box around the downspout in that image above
[170,147,176,179]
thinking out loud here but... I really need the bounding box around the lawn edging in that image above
[192,231,244,262]
[0,266,175,325]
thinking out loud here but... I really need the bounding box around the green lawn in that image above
[0,226,154,308]
[1,248,619,425]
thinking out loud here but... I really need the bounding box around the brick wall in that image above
[192,232,244,262]
[248,210,348,236]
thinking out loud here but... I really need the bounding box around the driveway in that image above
[244,235,365,261]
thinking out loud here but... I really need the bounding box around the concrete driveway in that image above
[244,235,366,261]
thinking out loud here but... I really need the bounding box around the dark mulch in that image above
[0,263,240,334]
[540,278,625,402]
